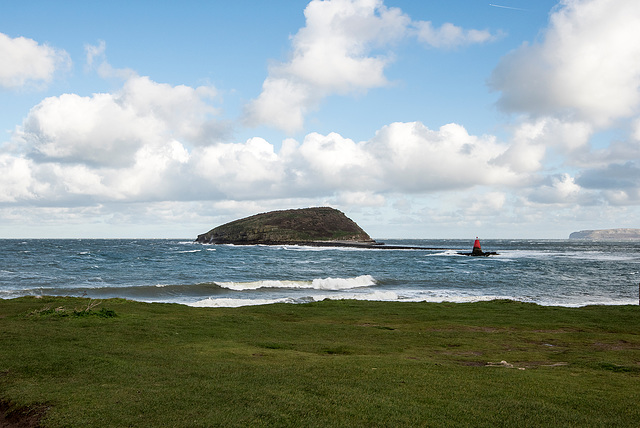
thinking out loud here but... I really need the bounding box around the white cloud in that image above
[296,132,377,189]
[245,0,408,134]
[368,122,517,191]
[9,113,520,205]
[287,0,406,92]
[494,117,595,173]
[244,78,311,135]
[490,0,640,127]
[245,0,499,133]
[192,137,286,198]
[0,32,70,88]
[415,21,497,49]
[21,92,150,166]
[0,154,37,202]
[16,75,219,168]
[487,0,640,212]
[527,173,584,204]
[6,72,221,204]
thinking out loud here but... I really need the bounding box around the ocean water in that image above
[1,239,638,307]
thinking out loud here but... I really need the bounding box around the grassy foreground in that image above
[1,297,639,427]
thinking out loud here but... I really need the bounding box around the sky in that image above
[2,0,640,239]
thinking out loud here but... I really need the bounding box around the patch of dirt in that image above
[0,401,48,428]
[530,328,584,333]
[592,340,638,351]
[422,326,512,333]
[483,360,569,369]
[460,361,485,367]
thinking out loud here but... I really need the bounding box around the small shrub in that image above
[28,300,116,318]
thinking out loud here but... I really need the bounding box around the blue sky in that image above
[2,0,640,239]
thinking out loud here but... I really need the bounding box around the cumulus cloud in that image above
[16,75,219,168]
[4,71,221,204]
[490,0,640,127]
[295,132,378,190]
[245,0,408,134]
[191,138,286,199]
[368,122,517,191]
[485,0,640,214]
[493,117,595,173]
[6,113,520,205]
[205,121,515,199]
[0,32,70,89]
[245,0,500,133]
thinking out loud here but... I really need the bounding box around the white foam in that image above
[281,245,372,252]
[427,250,462,257]
[216,274,376,291]
[191,297,292,308]
[311,290,399,302]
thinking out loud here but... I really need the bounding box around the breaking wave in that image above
[216,275,376,291]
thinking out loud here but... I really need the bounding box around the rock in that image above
[569,229,640,240]
[196,207,376,245]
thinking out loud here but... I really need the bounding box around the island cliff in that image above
[196,207,377,246]
[569,228,640,240]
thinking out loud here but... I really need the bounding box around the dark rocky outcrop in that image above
[196,207,377,245]
[569,229,640,240]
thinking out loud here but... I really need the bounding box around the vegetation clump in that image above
[28,299,116,318]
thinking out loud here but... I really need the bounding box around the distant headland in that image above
[569,228,640,240]
[196,207,379,247]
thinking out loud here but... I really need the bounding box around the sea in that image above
[1,239,638,308]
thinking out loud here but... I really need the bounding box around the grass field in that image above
[1,297,639,427]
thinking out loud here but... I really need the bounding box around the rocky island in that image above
[196,207,379,247]
[569,228,640,240]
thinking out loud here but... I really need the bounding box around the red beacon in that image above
[458,237,498,256]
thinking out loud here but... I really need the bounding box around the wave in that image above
[2,275,377,300]
[216,274,376,291]
[190,290,397,308]
[2,282,225,300]
[427,250,463,257]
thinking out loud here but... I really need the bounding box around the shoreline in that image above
[198,240,453,250]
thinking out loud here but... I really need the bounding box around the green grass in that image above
[1,297,639,427]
